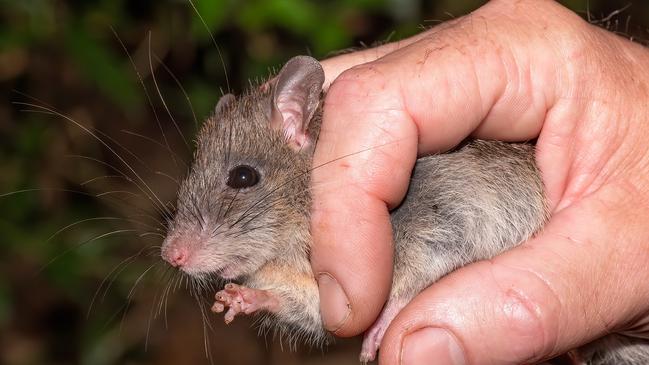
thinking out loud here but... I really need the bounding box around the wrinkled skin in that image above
[311,0,649,364]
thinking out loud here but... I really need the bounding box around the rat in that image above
[160,55,649,364]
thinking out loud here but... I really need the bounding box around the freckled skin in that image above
[161,56,649,364]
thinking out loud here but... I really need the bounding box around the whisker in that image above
[155,269,175,321]
[100,252,161,327]
[148,32,191,152]
[145,265,170,350]
[1,186,167,234]
[120,262,159,332]
[70,133,174,199]
[189,189,205,230]
[159,270,178,325]
[0,187,94,200]
[166,272,184,326]
[153,54,200,131]
[14,103,174,220]
[101,301,130,333]
[182,198,204,231]
[88,243,154,317]
[225,111,234,166]
[213,186,230,223]
[210,189,239,235]
[231,223,282,239]
[154,170,180,187]
[95,190,140,198]
[67,154,134,183]
[45,216,127,243]
[128,264,159,303]
[187,0,230,92]
[80,175,125,186]
[139,231,165,238]
[110,26,180,170]
[145,285,161,351]
[37,229,139,274]
[112,211,167,233]
[196,295,214,363]
[120,129,188,168]
[123,218,167,234]
[221,189,240,220]
[94,127,164,177]
[236,196,285,229]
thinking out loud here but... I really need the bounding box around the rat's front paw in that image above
[211,283,280,324]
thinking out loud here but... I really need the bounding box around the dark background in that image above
[0,1,647,364]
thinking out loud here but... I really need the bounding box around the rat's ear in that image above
[215,93,235,115]
[270,56,324,149]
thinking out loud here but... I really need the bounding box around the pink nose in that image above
[166,246,189,267]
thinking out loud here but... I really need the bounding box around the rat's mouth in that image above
[180,263,242,281]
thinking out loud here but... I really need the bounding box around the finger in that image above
[320,29,435,89]
[379,184,649,364]
[311,6,565,336]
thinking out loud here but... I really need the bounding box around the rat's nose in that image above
[166,246,189,267]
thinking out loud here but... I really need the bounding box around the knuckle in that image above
[491,264,562,362]
[501,288,546,340]
[326,64,388,105]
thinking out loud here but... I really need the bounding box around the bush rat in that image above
[160,56,649,364]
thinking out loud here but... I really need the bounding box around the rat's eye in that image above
[227,165,260,188]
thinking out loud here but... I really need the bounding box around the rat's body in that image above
[161,56,648,364]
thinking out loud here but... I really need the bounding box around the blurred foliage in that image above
[1,0,648,364]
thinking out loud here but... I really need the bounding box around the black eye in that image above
[227,165,260,188]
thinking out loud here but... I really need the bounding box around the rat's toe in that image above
[224,302,242,324]
[224,283,241,292]
[214,291,232,305]
[211,302,225,313]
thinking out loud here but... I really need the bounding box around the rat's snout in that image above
[165,246,189,267]
[161,235,194,268]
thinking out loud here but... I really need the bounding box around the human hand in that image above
[310,0,649,364]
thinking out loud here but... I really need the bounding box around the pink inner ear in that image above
[274,91,310,149]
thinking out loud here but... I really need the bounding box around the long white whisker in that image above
[80,175,126,186]
[147,32,191,152]
[15,104,173,220]
[187,0,230,92]
[88,243,154,317]
[109,26,180,172]
[153,54,200,131]
[120,263,159,332]
[120,129,188,167]
[38,229,139,274]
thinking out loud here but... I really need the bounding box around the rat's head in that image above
[161,56,324,280]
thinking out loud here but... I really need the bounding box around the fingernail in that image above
[317,272,351,332]
[401,328,466,365]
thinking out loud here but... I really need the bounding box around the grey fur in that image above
[162,56,648,364]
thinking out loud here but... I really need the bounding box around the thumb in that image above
[378,184,649,364]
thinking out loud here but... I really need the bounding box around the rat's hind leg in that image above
[359,298,409,363]
[211,283,280,324]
